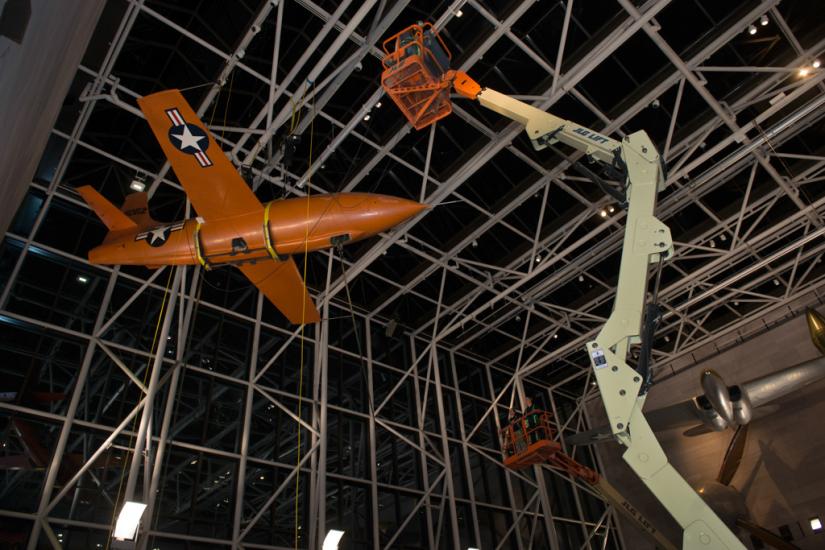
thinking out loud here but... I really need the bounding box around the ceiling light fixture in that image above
[799,67,811,77]
[456,9,463,18]
[599,209,608,217]
[747,24,757,35]
[363,114,370,121]
[375,101,382,108]
[760,14,768,26]
[810,517,823,532]
[77,275,89,284]
[813,59,821,69]
[322,530,346,550]
[129,179,146,192]
[113,501,147,541]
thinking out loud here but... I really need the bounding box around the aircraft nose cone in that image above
[373,196,429,229]
[806,308,825,356]
[701,369,734,425]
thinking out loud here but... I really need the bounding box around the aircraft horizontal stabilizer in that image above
[77,186,137,233]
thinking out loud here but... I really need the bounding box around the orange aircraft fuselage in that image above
[78,88,427,323]
[89,193,424,269]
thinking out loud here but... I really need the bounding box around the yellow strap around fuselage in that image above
[193,222,211,270]
[263,202,280,261]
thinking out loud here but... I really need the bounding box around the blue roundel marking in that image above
[168,123,210,155]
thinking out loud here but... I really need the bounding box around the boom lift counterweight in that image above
[382,23,747,550]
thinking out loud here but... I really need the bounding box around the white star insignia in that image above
[148,227,168,244]
[172,125,207,152]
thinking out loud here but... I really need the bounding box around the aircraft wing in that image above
[237,259,321,324]
[741,356,825,408]
[137,89,262,220]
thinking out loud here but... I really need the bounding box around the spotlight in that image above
[363,114,371,121]
[578,275,584,282]
[608,205,615,213]
[113,501,147,541]
[814,59,821,69]
[747,24,757,35]
[810,517,822,533]
[323,530,345,550]
[760,14,768,26]
[129,179,146,192]
[375,101,382,108]
[799,67,811,77]
[77,275,89,284]
[456,9,463,18]
[534,255,542,263]
[599,209,608,217]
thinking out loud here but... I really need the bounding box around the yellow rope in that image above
[105,75,232,547]
[220,70,235,143]
[294,80,315,549]
[289,81,310,134]
[105,267,175,549]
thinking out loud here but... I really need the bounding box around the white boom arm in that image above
[472,86,746,550]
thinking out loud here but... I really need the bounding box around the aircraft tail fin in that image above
[77,186,137,233]
[120,191,156,229]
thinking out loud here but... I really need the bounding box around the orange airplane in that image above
[78,89,426,323]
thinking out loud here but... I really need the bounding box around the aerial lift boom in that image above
[382,24,746,550]
[501,412,677,550]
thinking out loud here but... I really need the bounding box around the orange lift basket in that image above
[381,23,454,130]
[500,410,561,470]
[500,410,600,484]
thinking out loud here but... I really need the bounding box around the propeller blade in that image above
[717,424,748,485]
[736,518,800,550]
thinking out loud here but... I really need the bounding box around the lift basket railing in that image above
[381,23,454,130]
[499,410,561,470]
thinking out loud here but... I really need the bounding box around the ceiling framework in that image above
[0,0,824,548]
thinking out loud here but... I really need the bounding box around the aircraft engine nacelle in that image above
[694,394,729,431]
[728,385,753,425]
[695,370,754,430]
